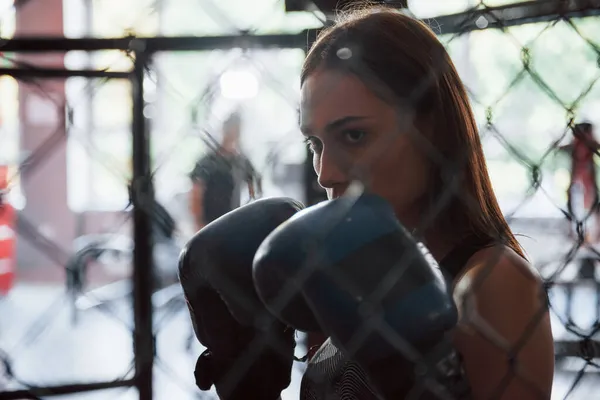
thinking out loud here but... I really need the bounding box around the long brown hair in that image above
[301,6,526,259]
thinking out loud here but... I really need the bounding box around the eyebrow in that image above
[300,116,372,136]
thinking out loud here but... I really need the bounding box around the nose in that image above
[316,148,348,198]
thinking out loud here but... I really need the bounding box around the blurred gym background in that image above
[0,0,599,399]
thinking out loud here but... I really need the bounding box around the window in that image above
[408,0,537,19]
[66,78,133,212]
[408,0,474,19]
[153,47,306,202]
[161,0,323,36]
[91,0,159,37]
[65,0,315,211]
[63,0,600,217]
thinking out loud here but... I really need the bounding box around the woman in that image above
[298,5,554,400]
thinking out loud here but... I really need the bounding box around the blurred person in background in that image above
[189,111,262,231]
[559,122,600,244]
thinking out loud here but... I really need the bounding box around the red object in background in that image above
[569,124,598,210]
[0,165,6,189]
[0,165,16,295]
[560,123,600,243]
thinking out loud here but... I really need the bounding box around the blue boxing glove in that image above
[252,193,459,397]
[179,197,310,400]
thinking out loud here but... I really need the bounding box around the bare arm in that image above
[248,180,256,200]
[190,180,206,231]
[244,158,262,200]
[452,247,554,399]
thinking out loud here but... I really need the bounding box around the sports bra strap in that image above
[439,235,496,280]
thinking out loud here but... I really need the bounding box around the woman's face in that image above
[300,69,431,221]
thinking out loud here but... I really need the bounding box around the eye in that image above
[304,136,323,154]
[342,129,367,145]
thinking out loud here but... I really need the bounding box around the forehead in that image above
[300,70,390,127]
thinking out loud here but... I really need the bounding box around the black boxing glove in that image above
[253,193,460,398]
[178,197,305,400]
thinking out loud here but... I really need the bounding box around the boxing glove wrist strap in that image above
[195,349,289,400]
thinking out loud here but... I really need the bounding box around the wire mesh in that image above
[0,0,599,399]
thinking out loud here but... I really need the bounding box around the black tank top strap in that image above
[439,235,497,280]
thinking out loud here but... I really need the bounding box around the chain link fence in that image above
[0,0,599,399]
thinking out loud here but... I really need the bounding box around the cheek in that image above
[368,136,430,207]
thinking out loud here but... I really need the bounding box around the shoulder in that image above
[233,154,257,178]
[452,244,547,338]
[197,152,220,166]
[192,153,220,173]
[450,246,555,398]
[235,153,255,169]
[189,154,216,181]
[454,244,540,289]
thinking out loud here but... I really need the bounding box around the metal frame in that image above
[432,0,600,34]
[0,0,598,55]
